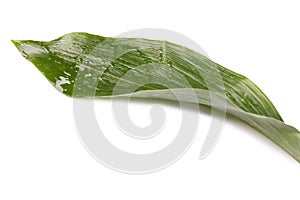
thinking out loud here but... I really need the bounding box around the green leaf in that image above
[12,32,300,162]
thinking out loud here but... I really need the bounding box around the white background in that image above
[1,0,300,199]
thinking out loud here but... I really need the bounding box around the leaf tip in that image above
[11,40,49,60]
[11,40,22,50]
[11,39,30,59]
